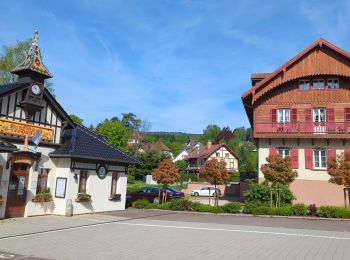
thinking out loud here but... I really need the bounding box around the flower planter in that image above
[32,192,53,203]
[108,194,121,201]
[76,192,91,202]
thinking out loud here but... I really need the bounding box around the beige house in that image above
[184,141,239,173]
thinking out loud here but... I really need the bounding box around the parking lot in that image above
[0,208,350,259]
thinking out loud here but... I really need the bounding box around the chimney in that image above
[207,140,212,149]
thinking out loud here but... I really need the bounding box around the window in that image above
[313,79,325,90]
[313,108,326,123]
[216,152,220,157]
[328,79,339,89]
[37,169,50,193]
[225,153,229,158]
[278,109,290,123]
[299,80,310,90]
[278,148,290,158]
[78,170,88,193]
[314,149,327,169]
[111,172,119,196]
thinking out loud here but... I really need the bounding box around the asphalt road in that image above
[0,208,349,259]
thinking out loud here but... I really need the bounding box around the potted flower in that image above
[33,187,53,203]
[108,193,121,201]
[76,192,91,202]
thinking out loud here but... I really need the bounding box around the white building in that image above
[0,31,138,219]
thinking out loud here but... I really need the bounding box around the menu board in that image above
[55,177,67,198]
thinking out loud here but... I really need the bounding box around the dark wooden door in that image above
[5,164,30,218]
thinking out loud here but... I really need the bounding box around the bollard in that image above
[65,199,73,217]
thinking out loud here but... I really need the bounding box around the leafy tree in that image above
[69,114,83,125]
[216,126,234,143]
[97,119,129,151]
[199,159,230,206]
[121,113,141,131]
[243,183,294,205]
[201,124,221,143]
[175,160,188,172]
[129,151,166,180]
[261,155,298,207]
[328,151,350,208]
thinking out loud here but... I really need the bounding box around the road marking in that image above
[1,218,349,242]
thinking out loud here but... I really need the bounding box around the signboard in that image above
[55,177,67,198]
[0,118,53,141]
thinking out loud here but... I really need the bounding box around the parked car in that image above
[191,187,221,197]
[126,187,172,203]
[165,187,184,199]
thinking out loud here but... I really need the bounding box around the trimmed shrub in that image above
[222,202,242,213]
[273,206,293,216]
[317,206,350,218]
[209,206,225,214]
[133,199,151,209]
[190,202,213,212]
[243,183,294,205]
[291,204,308,216]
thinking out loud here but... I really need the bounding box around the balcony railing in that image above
[255,122,350,136]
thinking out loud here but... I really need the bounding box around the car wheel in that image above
[212,192,217,197]
[153,197,160,204]
[194,192,199,196]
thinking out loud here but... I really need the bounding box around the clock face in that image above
[31,84,41,95]
[97,165,107,179]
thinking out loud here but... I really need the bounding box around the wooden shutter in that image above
[328,149,336,160]
[271,109,277,124]
[305,108,312,123]
[79,171,88,193]
[291,108,297,123]
[305,148,313,169]
[291,148,299,169]
[269,148,277,156]
[327,107,335,122]
[344,108,350,121]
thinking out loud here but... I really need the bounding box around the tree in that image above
[0,39,31,84]
[261,155,298,207]
[201,124,221,143]
[216,126,234,143]
[328,151,350,208]
[121,113,141,131]
[199,159,229,206]
[152,158,181,202]
[129,151,166,180]
[69,114,83,125]
[97,119,129,151]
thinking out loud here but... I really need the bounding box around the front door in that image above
[5,163,30,218]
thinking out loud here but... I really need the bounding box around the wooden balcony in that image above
[254,122,350,139]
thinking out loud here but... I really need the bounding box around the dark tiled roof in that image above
[50,124,139,165]
[0,141,18,152]
[0,83,22,96]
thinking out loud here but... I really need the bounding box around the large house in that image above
[173,140,202,162]
[0,32,138,218]
[184,141,239,173]
[242,38,350,206]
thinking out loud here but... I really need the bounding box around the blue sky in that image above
[0,0,349,133]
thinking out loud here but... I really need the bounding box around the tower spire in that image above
[11,30,52,78]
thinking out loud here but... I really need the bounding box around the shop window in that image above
[328,79,339,89]
[299,80,310,90]
[78,170,88,193]
[111,172,119,196]
[37,168,50,193]
[314,149,327,169]
[313,79,325,90]
[278,148,290,158]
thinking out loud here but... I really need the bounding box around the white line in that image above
[81,218,106,223]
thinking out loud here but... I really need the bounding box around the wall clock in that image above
[97,164,108,179]
[31,84,41,95]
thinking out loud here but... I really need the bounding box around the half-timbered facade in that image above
[242,38,350,206]
[0,32,138,219]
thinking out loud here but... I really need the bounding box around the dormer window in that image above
[299,80,310,90]
[313,79,325,90]
[328,79,339,89]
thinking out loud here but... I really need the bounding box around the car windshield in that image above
[166,188,178,192]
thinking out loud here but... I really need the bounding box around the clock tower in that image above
[11,31,53,120]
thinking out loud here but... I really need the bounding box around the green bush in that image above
[209,206,225,214]
[133,199,151,209]
[291,204,308,216]
[190,202,213,212]
[273,206,293,216]
[317,206,350,218]
[222,202,242,213]
[243,183,294,205]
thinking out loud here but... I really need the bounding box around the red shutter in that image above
[327,107,335,122]
[269,148,277,156]
[291,148,299,169]
[271,109,277,124]
[305,108,312,123]
[291,108,297,123]
[344,108,350,121]
[305,148,313,169]
[328,149,336,160]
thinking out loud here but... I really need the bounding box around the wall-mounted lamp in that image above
[74,172,78,180]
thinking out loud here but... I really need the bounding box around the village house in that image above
[173,140,202,162]
[0,31,138,219]
[184,140,239,173]
[242,38,350,206]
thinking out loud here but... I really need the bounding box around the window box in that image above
[108,194,122,201]
[75,192,91,202]
[32,188,53,203]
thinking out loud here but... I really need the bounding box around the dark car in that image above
[126,187,172,204]
[165,187,184,199]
